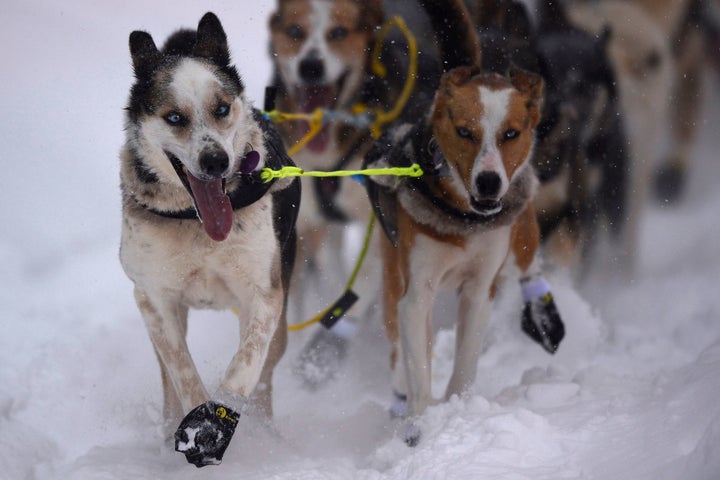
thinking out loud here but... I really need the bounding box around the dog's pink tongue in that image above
[186,173,233,242]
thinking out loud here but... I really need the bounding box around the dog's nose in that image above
[475,171,501,199]
[199,150,229,177]
[299,56,325,83]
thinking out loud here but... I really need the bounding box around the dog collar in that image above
[407,177,503,224]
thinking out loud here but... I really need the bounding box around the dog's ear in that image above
[433,66,480,120]
[129,31,161,80]
[194,12,231,67]
[509,67,544,127]
[269,11,282,32]
[441,65,481,89]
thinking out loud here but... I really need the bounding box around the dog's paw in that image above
[292,325,350,390]
[389,391,408,419]
[400,420,421,447]
[174,401,240,467]
[521,292,565,354]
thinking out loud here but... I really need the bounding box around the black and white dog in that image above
[119,12,299,467]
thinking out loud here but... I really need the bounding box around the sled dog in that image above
[119,12,299,467]
[365,0,551,445]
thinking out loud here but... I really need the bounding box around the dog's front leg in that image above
[135,288,209,414]
[396,281,436,446]
[445,280,494,399]
[218,287,284,402]
[174,287,283,467]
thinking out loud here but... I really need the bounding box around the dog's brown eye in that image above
[327,26,349,41]
[214,103,231,118]
[285,24,305,41]
[503,129,520,141]
[456,127,474,141]
[164,111,187,127]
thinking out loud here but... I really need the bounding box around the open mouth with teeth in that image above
[470,197,503,217]
[166,152,233,242]
[294,71,349,153]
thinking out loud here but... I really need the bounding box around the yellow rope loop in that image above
[287,314,325,332]
[369,16,418,138]
[344,210,375,291]
[287,109,325,156]
[260,166,304,182]
[287,211,376,332]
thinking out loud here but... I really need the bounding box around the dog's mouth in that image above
[294,71,349,153]
[167,152,233,242]
[470,197,503,217]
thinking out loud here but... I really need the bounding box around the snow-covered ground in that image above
[2,1,720,479]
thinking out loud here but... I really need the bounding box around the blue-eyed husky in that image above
[119,12,300,467]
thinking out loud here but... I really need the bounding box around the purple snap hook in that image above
[239,150,260,174]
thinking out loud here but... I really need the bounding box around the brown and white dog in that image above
[267,0,442,387]
[365,0,551,445]
[267,0,385,387]
[120,13,299,467]
[268,0,385,261]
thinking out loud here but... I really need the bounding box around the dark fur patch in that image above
[131,151,159,184]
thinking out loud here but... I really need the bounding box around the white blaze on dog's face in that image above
[269,0,381,111]
[138,58,257,185]
[431,67,543,215]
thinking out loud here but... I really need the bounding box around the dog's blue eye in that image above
[503,129,520,141]
[327,26,349,41]
[214,103,230,118]
[164,112,186,126]
[286,24,305,41]
[456,127,474,140]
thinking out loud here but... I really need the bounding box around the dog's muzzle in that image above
[166,151,233,242]
[471,171,503,216]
